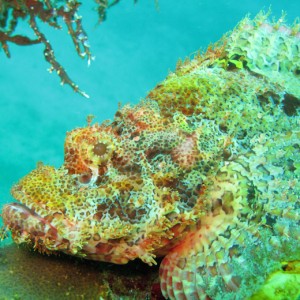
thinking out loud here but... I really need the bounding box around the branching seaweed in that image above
[0,0,131,98]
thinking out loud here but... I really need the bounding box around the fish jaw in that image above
[2,202,72,254]
[1,201,184,265]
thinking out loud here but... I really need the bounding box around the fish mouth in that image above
[2,202,68,253]
[2,202,48,233]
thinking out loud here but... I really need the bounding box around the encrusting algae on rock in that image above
[0,243,159,299]
[1,12,300,299]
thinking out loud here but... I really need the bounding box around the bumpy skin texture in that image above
[2,12,300,299]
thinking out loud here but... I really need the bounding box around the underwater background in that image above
[0,0,299,298]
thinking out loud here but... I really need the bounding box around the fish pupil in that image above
[93,142,107,156]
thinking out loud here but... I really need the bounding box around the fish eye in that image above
[93,142,107,156]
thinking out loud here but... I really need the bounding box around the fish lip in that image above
[2,200,58,245]
[5,201,40,216]
[2,202,46,230]
[2,202,66,253]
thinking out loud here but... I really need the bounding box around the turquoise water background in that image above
[0,0,299,229]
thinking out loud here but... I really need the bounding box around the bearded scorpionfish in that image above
[2,12,300,299]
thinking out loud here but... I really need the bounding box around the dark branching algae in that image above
[0,0,129,98]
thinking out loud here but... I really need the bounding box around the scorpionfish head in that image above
[2,100,208,265]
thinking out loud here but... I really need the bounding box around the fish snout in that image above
[2,203,69,253]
